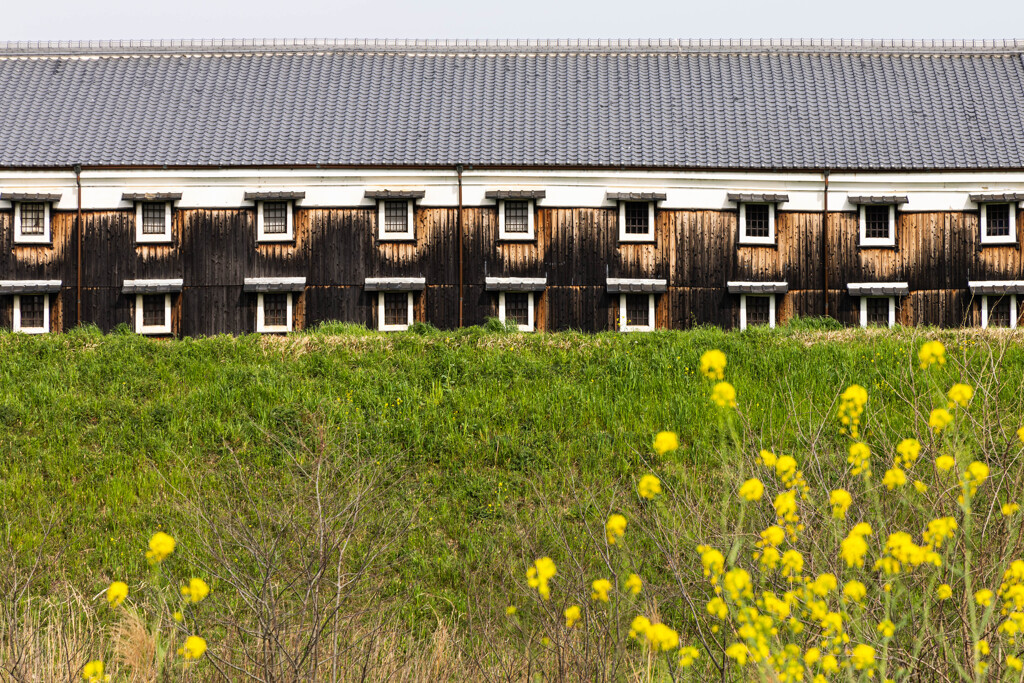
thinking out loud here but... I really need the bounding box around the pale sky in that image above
[3,0,1023,41]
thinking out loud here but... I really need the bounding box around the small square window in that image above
[738,203,775,244]
[498,200,535,240]
[14,202,51,243]
[257,201,294,242]
[13,294,49,333]
[861,297,894,328]
[741,295,775,329]
[981,203,1017,245]
[135,293,172,335]
[618,201,654,241]
[619,293,655,332]
[379,291,413,330]
[257,292,293,333]
[859,204,895,247]
[378,200,415,240]
[499,291,534,331]
[136,202,172,242]
[982,294,1017,329]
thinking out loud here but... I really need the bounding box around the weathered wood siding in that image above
[2,205,1021,334]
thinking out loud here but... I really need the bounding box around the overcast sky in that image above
[4,0,1023,41]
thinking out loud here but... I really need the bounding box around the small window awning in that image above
[968,280,1024,295]
[243,277,307,292]
[484,190,546,200]
[0,279,62,294]
[485,277,547,292]
[1,192,62,202]
[122,192,183,202]
[969,193,1024,203]
[364,190,426,200]
[848,282,909,296]
[606,192,667,202]
[727,281,789,294]
[243,191,306,201]
[364,277,426,292]
[122,278,184,294]
[847,195,908,205]
[607,278,668,294]
[727,193,789,203]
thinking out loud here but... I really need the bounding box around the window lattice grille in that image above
[384,292,409,326]
[142,295,166,327]
[744,204,770,238]
[384,201,409,233]
[986,203,1011,237]
[264,293,288,327]
[505,292,530,325]
[141,203,167,235]
[989,297,1012,328]
[503,201,529,233]
[625,294,649,327]
[623,202,650,235]
[20,295,45,328]
[866,297,890,326]
[19,203,45,235]
[746,296,770,326]
[865,206,890,240]
[263,202,288,234]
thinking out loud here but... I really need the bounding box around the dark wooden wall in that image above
[2,205,1021,334]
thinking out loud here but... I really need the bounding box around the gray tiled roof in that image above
[3,39,1024,170]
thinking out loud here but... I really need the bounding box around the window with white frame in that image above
[14,202,51,244]
[619,293,655,332]
[740,294,775,330]
[738,203,775,244]
[257,292,293,333]
[498,291,535,331]
[618,201,655,242]
[378,291,414,331]
[257,201,293,242]
[379,200,415,240]
[860,296,896,328]
[859,204,896,247]
[981,294,1018,329]
[13,294,49,333]
[980,203,1017,245]
[135,293,172,335]
[498,200,535,240]
[136,202,172,243]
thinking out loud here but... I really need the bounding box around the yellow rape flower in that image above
[851,643,876,672]
[564,605,581,628]
[738,478,764,502]
[963,461,990,497]
[591,578,612,603]
[1003,503,1021,517]
[838,384,868,438]
[82,660,108,682]
[882,467,907,490]
[146,531,176,564]
[679,645,700,667]
[652,432,678,455]
[841,531,870,569]
[947,383,974,408]
[526,557,557,600]
[180,578,210,604]
[1018,426,1024,444]
[937,584,953,600]
[829,489,852,519]
[760,449,778,468]
[804,647,821,666]
[725,643,749,666]
[877,619,895,638]
[822,654,839,673]
[624,573,642,595]
[637,474,662,499]
[918,340,946,369]
[173,611,184,622]
[929,408,954,433]
[606,514,627,545]
[706,597,728,619]
[848,442,871,478]
[976,639,990,656]
[759,525,785,548]
[723,568,753,602]
[177,635,207,661]
[976,589,994,607]
[629,615,652,639]
[1007,655,1023,672]
[646,623,679,651]
[781,549,803,579]
[711,381,737,408]
[913,480,928,494]
[896,438,921,467]
[106,581,128,609]
[936,455,956,472]
[843,580,867,603]
[700,349,727,380]
[923,517,957,548]
[698,545,725,582]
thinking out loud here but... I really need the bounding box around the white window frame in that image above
[498,291,535,331]
[135,202,173,243]
[738,203,776,245]
[378,200,416,241]
[497,199,535,241]
[134,293,172,335]
[618,201,655,243]
[981,294,1018,329]
[859,296,896,328]
[13,293,50,334]
[256,292,293,333]
[256,200,294,242]
[980,202,1018,245]
[858,204,896,248]
[739,294,776,330]
[377,291,414,331]
[618,293,656,332]
[13,202,51,244]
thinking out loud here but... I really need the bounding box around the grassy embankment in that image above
[2,321,1023,679]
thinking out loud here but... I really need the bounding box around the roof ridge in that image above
[3,37,1024,57]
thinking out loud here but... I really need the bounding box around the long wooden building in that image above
[1,38,1023,335]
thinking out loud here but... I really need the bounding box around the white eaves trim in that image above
[968,280,1024,295]
[727,281,788,294]
[121,278,184,294]
[484,277,547,291]
[0,279,62,294]
[847,282,909,297]
[243,276,306,292]
[364,277,427,291]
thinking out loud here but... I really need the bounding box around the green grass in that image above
[3,321,1023,634]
